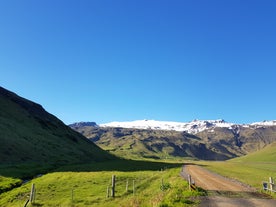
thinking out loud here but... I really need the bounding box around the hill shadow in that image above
[0,158,183,180]
[53,158,183,173]
[0,158,183,194]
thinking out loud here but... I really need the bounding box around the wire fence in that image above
[18,170,172,206]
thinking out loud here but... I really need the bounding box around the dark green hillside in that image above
[0,87,114,179]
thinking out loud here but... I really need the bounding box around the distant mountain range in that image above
[99,119,276,134]
[70,120,276,160]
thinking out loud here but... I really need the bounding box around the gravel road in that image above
[182,164,276,207]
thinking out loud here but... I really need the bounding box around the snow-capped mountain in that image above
[99,119,233,134]
[99,119,276,134]
[249,120,276,127]
[70,119,276,160]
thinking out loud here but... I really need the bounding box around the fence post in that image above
[269,177,274,192]
[133,180,135,196]
[111,175,116,198]
[30,183,35,203]
[188,174,191,191]
[126,179,129,192]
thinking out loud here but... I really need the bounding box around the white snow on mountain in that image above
[99,119,234,134]
[99,119,276,134]
[250,120,276,126]
[247,120,276,129]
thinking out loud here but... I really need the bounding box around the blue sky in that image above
[1,0,276,124]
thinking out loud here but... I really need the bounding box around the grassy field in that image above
[0,160,204,207]
[196,142,276,198]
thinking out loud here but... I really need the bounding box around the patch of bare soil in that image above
[182,164,276,207]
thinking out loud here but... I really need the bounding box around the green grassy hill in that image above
[232,141,276,162]
[0,86,114,182]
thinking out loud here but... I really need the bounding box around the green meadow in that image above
[0,160,203,207]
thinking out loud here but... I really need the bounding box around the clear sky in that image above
[1,0,276,124]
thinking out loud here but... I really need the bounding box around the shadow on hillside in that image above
[0,159,181,193]
[0,159,209,182]
[53,158,183,173]
[0,159,207,194]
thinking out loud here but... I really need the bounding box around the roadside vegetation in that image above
[197,142,276,198]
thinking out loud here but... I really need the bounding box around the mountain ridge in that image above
[71,119,276,134]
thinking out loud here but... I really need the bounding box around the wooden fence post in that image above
[133,180,135,196]
[30,183,35,203]
[111,175,116,198]
[269,177,274,192]
[188,174,191,191]
[126,179,129,192]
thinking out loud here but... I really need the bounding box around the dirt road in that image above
[182,164,276,207]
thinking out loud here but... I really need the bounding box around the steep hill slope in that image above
[231,141,276,162]
[0,87,113,178]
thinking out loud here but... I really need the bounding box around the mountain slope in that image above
[70,121,276,161]
[231,141,276,162]
[0,87,114,177]
[69,125,240,160]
